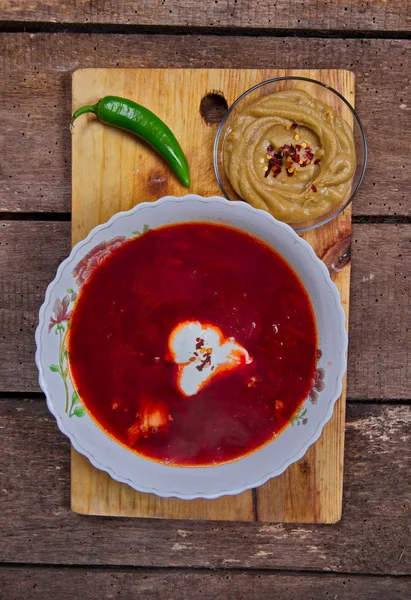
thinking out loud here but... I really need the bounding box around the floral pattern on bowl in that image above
[48,292,82,417]
[47,228,150,418]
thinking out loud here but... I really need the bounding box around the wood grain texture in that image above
[1,0,410,31]
[2,221,410,398]
[69,67,352,523]
[349,225,411,399]
[71,449,255,520]
[1,398,410,573]
[1,567,411,600]
[0,33,410,215]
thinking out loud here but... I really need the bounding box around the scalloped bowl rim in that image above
[35,195,347,499]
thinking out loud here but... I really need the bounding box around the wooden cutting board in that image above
[71,68,353,523]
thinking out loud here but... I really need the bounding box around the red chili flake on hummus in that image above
[263,142,320,179]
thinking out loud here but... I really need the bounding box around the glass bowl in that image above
[213,76,368,232]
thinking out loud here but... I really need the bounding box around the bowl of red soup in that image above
[36,195,347,499]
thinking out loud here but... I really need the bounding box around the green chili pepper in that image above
[70,96,190,188]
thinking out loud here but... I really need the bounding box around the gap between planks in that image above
[1,22,411,39]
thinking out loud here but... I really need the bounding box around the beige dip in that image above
[223,89,356,224]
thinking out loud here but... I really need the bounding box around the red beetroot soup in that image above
[68,223,317,466]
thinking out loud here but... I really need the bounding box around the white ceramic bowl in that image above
[36,195,347,499]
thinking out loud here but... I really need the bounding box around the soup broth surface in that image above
[68,223,317,466]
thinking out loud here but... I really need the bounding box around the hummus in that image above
[223,89,356,223]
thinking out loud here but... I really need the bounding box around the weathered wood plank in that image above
[348,225,411,399]
[0,221,70,392]
[0,33,410,214]
[0,399,410,573]
[1,221,410,398]
[1,0,410,31]
[1,566,411,600]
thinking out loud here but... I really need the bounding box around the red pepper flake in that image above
[291,123,298,130]
[195,338,204,350]
[265,142,317,178]
[311,184,317,192]
[316,348,323,359]
[264,145,286,179]
[314,158,321,165]
[196,352,212,372]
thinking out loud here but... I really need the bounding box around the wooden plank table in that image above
[0,2,410,598]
